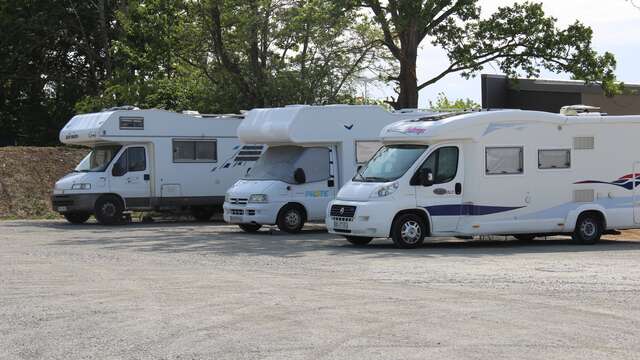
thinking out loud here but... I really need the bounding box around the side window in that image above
[295,147,330,183]
[538,149,570,169]
[486,147,523,175]
[127,147,146,172]
[112,150,128,177]
[173,140,217,162]
[419,147,459,184]
[356,141,383,164]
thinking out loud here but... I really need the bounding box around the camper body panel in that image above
[53,110,261,221]
[224,105,434,230]
[328,110,640,240]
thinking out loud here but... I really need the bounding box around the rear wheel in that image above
[191,206,215,222]
[63,212,91,224]
[239,223,262,233]
[345,236,373,246]
[94,195,124,225]
[572,213,603,245]
[391,213,426,249]
[277,205,305,234]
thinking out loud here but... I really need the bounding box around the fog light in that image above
[358,216,370,222]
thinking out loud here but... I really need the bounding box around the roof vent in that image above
[560,105,601,116]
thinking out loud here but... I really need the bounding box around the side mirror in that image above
[419,168,434,187]
[293,168,306,184]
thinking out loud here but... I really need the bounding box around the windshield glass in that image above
[354,144,428,182]
[244,145,329,183]
[75,145,122,172]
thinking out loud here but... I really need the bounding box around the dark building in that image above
[482,74,640,115]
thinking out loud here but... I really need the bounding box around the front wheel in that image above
[345,236,373,246]
[63,212,91,224]
[239,223,262,233]
[94,196,124,225]
[391,214,426,249]
[277,205,305,234]
[572,213,603,245]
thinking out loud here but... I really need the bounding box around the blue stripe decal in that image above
[426,204,524,216]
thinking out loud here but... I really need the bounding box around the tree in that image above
[428,92,479,111]
[351,1,619,109]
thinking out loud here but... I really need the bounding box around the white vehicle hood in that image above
[226,179,281,198]
[336,181,380,201]
[54,172,106,191]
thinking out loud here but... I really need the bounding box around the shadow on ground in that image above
[7,220,640,259]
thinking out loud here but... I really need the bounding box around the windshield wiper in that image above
[363,176,390,182]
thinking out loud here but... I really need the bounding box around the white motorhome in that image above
[223,105,434,233]
[327,107,640,248]
[52,108,264,224]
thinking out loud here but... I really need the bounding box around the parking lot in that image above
[2,220,640,359]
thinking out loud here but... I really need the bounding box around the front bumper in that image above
[223,201,282,225]
[326,200,396,238]
[51,194,99,213]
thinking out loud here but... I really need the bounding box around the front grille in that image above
[52,195,74,206]
[330,205,356,218]
[230,209,244,215]
[229,198,248,205]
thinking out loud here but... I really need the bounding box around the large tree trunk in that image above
[396,54,418,109]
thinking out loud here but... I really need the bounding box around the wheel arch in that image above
[566,206,608,232]
[389,208,431,237]
[95,193,126,209]
[278,202,308,222]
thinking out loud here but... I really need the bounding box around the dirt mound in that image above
[0,147,87,218]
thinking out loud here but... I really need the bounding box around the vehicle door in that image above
[292,147,334,221]
[635,162,640,224]
[413,145,464,234]
[109,145,152,207]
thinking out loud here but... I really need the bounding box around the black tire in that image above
[513,234,536,241]
[63,212,91,224]
[94,195,124,225]
[191,206,215,222]
[239,223,262,233]
[345,236,373,246]
[277,205,305,234]
[572,213,603,245]
[391,213,426,249]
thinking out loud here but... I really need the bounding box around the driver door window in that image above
[417,147,459,184]
[112,147,146,177]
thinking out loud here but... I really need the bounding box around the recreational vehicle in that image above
[52,109,264,224]
[223,105,434,233]
[327,107,640,248]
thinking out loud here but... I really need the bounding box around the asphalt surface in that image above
[1,220,640,359]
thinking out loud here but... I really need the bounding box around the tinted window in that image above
[356,141,383,164]
[354,145,428,182]
[419,147,459,184]
[173,140,217,162]
[486,147,523,175]
[538,149,570,169]
[127,147,146,172]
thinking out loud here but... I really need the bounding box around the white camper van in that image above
[223,105,433,233]
[327,107,640,248]
[52,109,264,225]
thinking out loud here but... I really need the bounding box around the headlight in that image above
[71,183,91,190]
[370,182,399,198]
[224,193,230,203]
[248,194,268,203]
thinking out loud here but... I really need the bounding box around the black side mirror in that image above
[419,168,434,187]
[293,168,306,184]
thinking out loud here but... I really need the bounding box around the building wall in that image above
[581,93,640,115]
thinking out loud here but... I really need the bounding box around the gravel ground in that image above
[1,220,640,359]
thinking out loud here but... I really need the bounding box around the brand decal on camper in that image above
[305,190,329,198]
[575,174,640,190]
[403,127,426,135]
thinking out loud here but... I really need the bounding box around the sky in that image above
[363,0,640,108]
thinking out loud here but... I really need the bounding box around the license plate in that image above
[57,206,68,212]
[334,220,350,230]
[230,216,243,223]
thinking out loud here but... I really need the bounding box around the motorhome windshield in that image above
[354,144,428,182]
[244,145,330,183]
[75,145,122,172]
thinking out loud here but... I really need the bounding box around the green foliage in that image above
[428,93,479,111]
[353,0,621,108]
